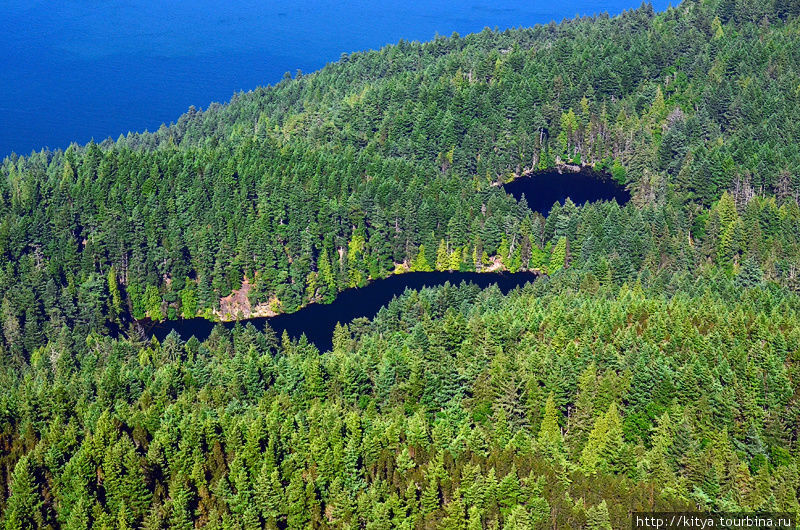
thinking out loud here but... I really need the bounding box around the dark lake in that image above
[502,168,630,215]
[146,169,628,350]
[148,271,537,351]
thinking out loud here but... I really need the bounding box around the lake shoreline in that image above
[138,167,629,343]
[142,270,541,350]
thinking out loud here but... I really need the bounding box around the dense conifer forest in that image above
[2,0,800,527]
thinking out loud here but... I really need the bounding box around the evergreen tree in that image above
[538,394,565,460]
[4,456,41,530]
[586,500,612,530]
[107,266,123,322]
[549,237,567,274]
[436,240,450,272]
[411,245,434,272]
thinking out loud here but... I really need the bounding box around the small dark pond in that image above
[147,169,626,350]
[148,271,538,351]
[502,167,630,215]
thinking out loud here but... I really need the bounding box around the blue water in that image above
[1,0,670,157]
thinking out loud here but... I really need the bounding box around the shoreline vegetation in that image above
[489,159,619,187]
[131,252,546,326]
[140,169,625,325]
[208,256,544,323]
[144,272,542,350]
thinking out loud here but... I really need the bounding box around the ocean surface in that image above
[1,0,670,157]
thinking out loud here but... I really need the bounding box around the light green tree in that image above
[586,500,612,530]
[436,239,450,271]
[180,285,197,318]
[411,245,433,272]
[538,394,565,461]
[144,284,164,321]
[549,237,567,273]
[4,455,41,530]
[107,266,123,322]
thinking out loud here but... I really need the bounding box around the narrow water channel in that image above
[147,169,628,350]
[148,271,539,351]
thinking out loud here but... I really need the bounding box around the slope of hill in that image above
[2,0,800,336]
[1,0,800,527]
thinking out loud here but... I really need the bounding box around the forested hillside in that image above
[3,279,800,528]
[2,0,800,340]
[2,0,800,527]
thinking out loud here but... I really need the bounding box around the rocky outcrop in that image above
[214,278,278,321]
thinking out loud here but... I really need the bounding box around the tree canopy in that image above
[2,0,800,526]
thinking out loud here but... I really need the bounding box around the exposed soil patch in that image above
[483,256,506,272]
[215,278,277,320]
